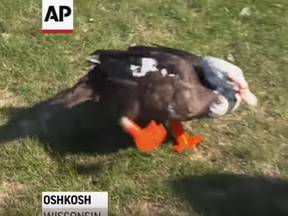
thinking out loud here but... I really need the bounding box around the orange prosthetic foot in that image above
[169,121,203,153]
[120,117,167,152]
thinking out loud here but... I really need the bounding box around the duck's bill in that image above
[240,89,257,106]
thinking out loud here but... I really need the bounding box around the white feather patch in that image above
[160,69,168,76]
[131,58,158,77]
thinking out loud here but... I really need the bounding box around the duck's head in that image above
[202,56,257,111]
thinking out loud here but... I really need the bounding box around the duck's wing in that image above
[89,49,155,86]
[128,45,203,71]
[89,47,203,87]
[126,47,201,82]
[90,49,183,81]
[90,49,146,69]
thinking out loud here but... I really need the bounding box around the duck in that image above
[87,45,257,153]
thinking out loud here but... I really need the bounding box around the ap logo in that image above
[42,0,73,33]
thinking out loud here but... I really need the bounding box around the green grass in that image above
[1,0,288,215]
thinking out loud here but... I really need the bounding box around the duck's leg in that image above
[169,121,203,152]
[120,117,167,152]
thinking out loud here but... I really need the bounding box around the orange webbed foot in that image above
[170,121,203,153]
[134,121,167,152]
[121,117,167,152]
[172,133,203,152]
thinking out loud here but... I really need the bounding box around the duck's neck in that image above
[192,57,204,76]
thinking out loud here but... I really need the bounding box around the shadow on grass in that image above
[0,99,136,155]
[170,173,288,216]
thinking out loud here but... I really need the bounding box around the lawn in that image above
[0,0,288,215]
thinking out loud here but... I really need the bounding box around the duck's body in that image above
[87,45,257,152]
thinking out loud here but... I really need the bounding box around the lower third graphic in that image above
[42,192,108,216]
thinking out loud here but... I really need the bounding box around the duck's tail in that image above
[47,70,98,109]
